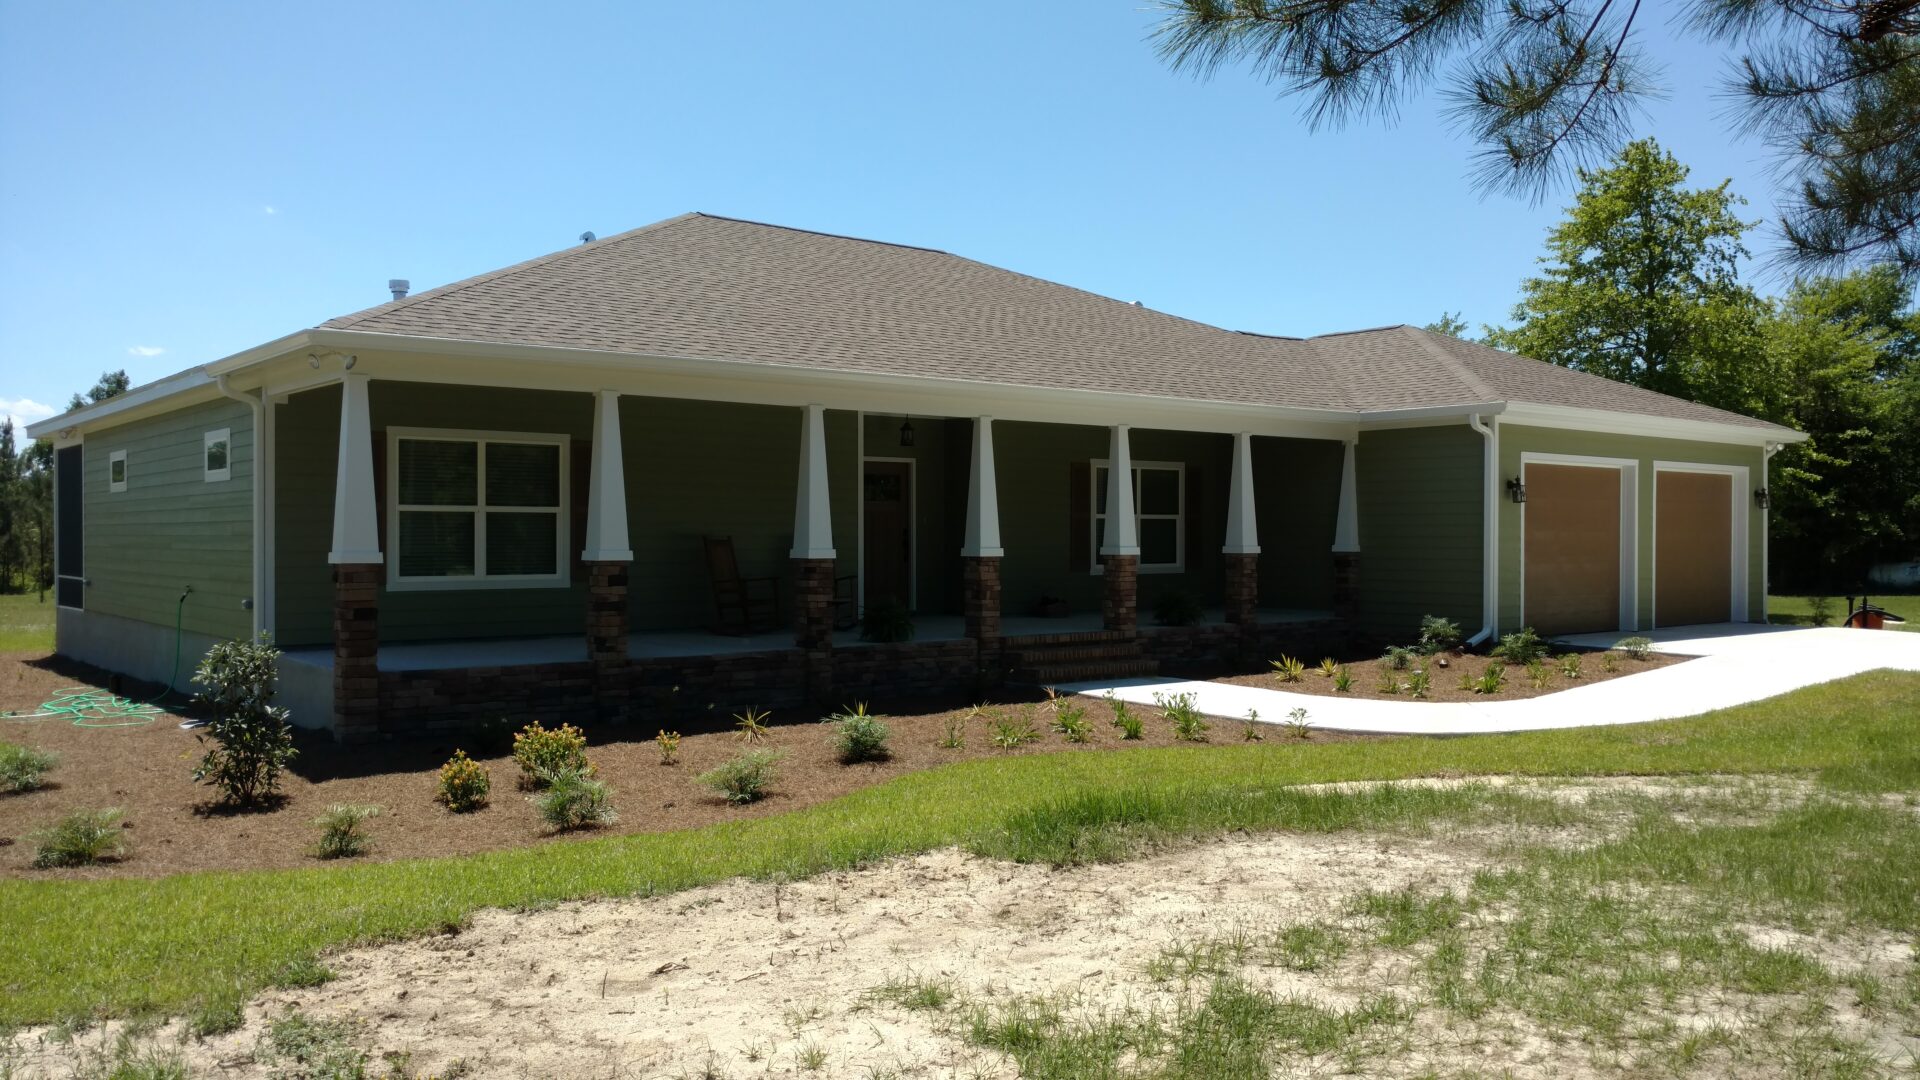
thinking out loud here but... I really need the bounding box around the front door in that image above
[863,460,912,608]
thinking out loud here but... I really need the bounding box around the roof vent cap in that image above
[387,279,409,301]
[579,231,596,244]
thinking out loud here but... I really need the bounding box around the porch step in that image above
[1004,632,1159,687]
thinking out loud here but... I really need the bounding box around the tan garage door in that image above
[1524,463,1622,635]
[1656,470,1733,627]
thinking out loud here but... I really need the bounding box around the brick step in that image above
[1013,658,1161,685]
[1005,644,1147,665]
[1002,629,1134,647]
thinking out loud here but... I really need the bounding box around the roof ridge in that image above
[320,212,705,329]
[687,213,953,255]
[1400,325,1498,402]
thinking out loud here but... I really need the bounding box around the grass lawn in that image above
[1770,591,1918,630]
[2,669,1917,1032]
[0,591,56,653]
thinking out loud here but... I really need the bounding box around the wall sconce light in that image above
[1506,476,1526,504]
[898,417,915,448]
[1754,488,1769,509]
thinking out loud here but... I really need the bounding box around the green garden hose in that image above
[4,590,187,729]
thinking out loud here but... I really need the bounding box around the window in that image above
[109,450,127,493]
[1090,459,1184,573]
[387,428,569,589]
[203,428,231,482]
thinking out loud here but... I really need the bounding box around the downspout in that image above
[1762,441,1782,622]
[1466,413,1498,646]
[215,374,266,638]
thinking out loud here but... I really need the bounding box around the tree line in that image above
[0,371,130,597]
[1429,139,1919,591]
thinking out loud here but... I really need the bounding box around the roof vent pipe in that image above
[388,279,409,301]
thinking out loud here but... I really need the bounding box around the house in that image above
[26,213,1805,738]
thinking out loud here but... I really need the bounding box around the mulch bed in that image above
[1216,647,1690,703]
[0,652,1386,880]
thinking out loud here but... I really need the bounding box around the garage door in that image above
[1524,463,1622,635]
[1656,470,1733,627]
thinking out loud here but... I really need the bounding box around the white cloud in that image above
[263,205,278,215]
[0,396,56,438]
[126,345,165,358]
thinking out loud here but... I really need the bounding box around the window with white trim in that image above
[109,450,127,493]
[1090,459,1184,572]
[203,428,231,482]
[387,429,569,588]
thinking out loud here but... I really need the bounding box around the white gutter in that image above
[215,374,266,638]
[1466,413,1499,646]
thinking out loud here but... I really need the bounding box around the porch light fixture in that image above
[1754,488,1769,509]
[898,417,915,448]
[1506,476,1526,504]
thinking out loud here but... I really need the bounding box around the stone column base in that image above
[962,556,1003,643]
[585,560,631,720]
[331,563,381,741]
[1102,554,1139,635]
[792,557,837,650]
[1224,552,1260,627]
[1332,552,1361,626]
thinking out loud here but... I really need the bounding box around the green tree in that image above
[1484,140,1770,411]
[1154,0,1920,276]
[68,369,130,412]
[0,419,19,591]
[1424,312,1473,339]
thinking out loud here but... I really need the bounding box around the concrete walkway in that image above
[1060,624,1920,736]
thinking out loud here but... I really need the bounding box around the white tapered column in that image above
[962,417,1003,557]
[328,371,382,564]
[1332,438,1360,554]
[1100,424,1139,556]
[790,403,835,560]
[1224,432,1260,555]
[581,390,632,562]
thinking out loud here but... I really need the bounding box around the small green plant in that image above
[1155,691,1209,741]
[939,714,966,749]
[530,767,617,829]
[989,713,1040,749]
[311,804,379,859]
[191,633,298,807]
[859,597,915,642]
[1600,651,1620,673]
[1377,670,1402,694]
[1281,707,1313,739]
[1526,660,1552,688]
[1105,694,1145,740]
[1493,627,1548,665]
[0,742,57,793]
[734,706,772,743]
[1458,669,1479,692]
[1473,661,1508,695]
[1615,635,1655,660]
[1381,645,1415,671]
[1559,652,1584,679]
[512,721,593,789]
[1417,614,1462,655]
[1406,666,1431,699]
[435,750,490,812]
[30,807,127,868]
[654,729,681,764]
[827,702,891,763]
[1052,702,1094,743]
[1807,595,1836,627]
[1316,657,1339,678]
[260,1010,367,1079]
[1331,666,1354,692]
[700,750,782,804]
[1269,655,1306,682]
[1240,709,1265,741]
[1151,589,1203,627]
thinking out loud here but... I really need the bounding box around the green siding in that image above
[1496,424,1767,631]
[1355,425,1484,640]
[273,385,338,646]
[84,397,254,641]
[1252,437,1343,610]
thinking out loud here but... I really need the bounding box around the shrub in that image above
[1600,651,1620,673]
[312,804,379,859]
[435,750,490,812]
[1526,661,1552,689]
[990,713,1041,748]
[191,633,297,807]
[512,721,592,789]
[1807,595,1835,627]
[1281,707,1313,739]
[1615,636,1655,660]
[700,750,781,804]
[1559,653,1583,679]
[860,598,915,642]
[734,707,772,743]
[827,703,891,763]
[1473,662,1508,695]
[939,714,966,749]
[1151,589,1203,627]
[1155,691,1208,742]
[1105,695,1145,740]
[1493,628,1548,665]
[1269,655,1306,682]
[1377,670,1402,694]
[1052,703,1093,743]
[655,729,681,764]
[530,767,617,830]
[1407,667,1431,699]
[30,807,126,868]
[0,742,57,793]
[1332,666,1354,693]
[1417,615,1461,655]
[1381,645,1415,671]
[1317,657,1339,678]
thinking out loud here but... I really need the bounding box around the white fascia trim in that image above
[1500,403,1805,447]
[27,331,316,440]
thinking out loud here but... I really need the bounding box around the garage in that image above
[1655,468,1736,627]
[1523,462,1627,636]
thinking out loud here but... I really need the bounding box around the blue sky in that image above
[0,0,1785,435]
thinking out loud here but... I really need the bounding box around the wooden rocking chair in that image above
[703,536,781,635]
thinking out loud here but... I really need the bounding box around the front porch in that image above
[272,371,1360,737]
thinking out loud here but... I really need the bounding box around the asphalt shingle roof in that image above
[322,212,1789,434]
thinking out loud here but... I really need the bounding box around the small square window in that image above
[109,450,127,493]
[204,428,232,482]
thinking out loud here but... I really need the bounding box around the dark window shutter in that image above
[570,440,591,578]
[1068,461,1090,572]
[371,434,388,555]
[1183,465,1202,571]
